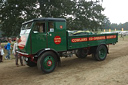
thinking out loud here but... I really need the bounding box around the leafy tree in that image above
[103,17,111,30]
[0,0,38,37]
[110,23,118,30]
[38,0,105,31]
[38,0,75,17]
[110,22,128,30]
[0,0,105,36]
[67,0,105,31]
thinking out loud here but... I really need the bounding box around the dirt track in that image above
[0,38,128,85]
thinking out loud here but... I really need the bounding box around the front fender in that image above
[37,48,61,66]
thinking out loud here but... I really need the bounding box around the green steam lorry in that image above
[17,18,118,73]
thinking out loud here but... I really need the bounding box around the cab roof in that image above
[22,18,66,25]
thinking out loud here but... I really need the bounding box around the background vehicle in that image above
[119,31,128,36]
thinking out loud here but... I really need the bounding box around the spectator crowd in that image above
[0,38,25,67]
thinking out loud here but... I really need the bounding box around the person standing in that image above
[0,43,4,62]
[5,39,11,59]
[12,38,24,66]
[120,33,124,40]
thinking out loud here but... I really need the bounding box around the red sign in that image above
[60,25,63,29]
[54,36,61,44]
[71,37,87,43]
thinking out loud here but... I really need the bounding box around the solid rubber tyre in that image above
[93,45,107,61]
[37,51,57,73]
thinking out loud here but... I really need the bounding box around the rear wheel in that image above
[37,51,57,73]
[93,45,107,61]
[76,48,88,58]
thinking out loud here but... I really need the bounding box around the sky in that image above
[102,0,128,24]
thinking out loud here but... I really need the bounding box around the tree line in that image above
[0,0,105,37]
[102,17,128,31]
[111,22,128,30]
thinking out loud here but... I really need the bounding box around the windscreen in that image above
[20,22,33,35]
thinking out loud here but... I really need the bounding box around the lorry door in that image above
[31,22,47,54]
[47,21,67,51]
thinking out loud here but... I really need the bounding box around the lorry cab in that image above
[18,18,67,55]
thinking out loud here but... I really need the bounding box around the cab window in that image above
[48,22,54,32]
[33,22,45,33]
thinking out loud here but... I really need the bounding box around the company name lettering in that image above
[54,38,61,43]
[71,38,87,43]
[106,35,116,39]
[71,35,116,43]
[89,36,105,41]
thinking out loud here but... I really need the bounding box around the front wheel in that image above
[93,45,107,61]
[37,51,57,73]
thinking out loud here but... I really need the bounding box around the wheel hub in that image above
[99,49,105,58]
[43,56,55,70]
[47,60,52,66]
